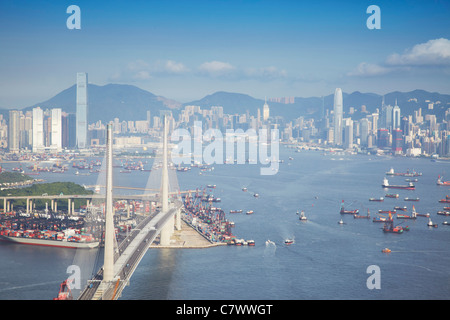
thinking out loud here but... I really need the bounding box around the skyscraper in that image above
[51,108,62,151]
[263,97,270,121]
[76,72,88,149]
[32,107,44,153]
[333,88,343,146]
[8,110,20,153]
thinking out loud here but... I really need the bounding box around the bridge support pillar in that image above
[26,198,30,214]
[175,208,181,231]
[160,222,171,246]
[68,199,72,215]
[3,198,5,212]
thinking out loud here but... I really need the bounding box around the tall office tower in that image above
[333,88,343,146]
[32,107,44,153]
[76,72,88,149]
[343,118,353,149]
[263,98,270,121]
[8,110,20,152]
[392,100,401,130]
[51,108,62,151]
[360,118,369,146]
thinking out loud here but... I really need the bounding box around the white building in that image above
[51,108,62,151]
[76,72,88,149]
[32,107,44,152]
[333,88,343,146]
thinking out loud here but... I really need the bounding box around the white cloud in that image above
[164,60,189,73]
[386,38,450,66]
[347,62,391,77]
[198,61,235,76]
[243,66,288,80]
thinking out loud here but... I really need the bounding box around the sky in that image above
[1,0,450,108]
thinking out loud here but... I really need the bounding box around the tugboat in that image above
[427,218,438,228]
[246,210,254,215]
[297,210,307,221]
[382,248,392,253]
[338,218,345,225]
[382,177,415,190]
[53,279,73,300]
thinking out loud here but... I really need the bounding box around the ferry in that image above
[382,178,415,190]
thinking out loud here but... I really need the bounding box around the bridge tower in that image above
[160,115,174,245]
[103,123,115,282]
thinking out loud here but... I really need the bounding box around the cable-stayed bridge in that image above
[75,117,184,300]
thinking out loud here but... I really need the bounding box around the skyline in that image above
[1,1,450,109]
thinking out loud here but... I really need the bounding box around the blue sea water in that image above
[1,148,450,300]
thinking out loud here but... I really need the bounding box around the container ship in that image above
[0,228,99,249]
[382,178,415,190]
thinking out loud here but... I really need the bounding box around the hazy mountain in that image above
[4,83,449,123]
[22,83,180,123]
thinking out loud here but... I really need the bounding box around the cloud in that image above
[386,38,450,66]
[347,62,391,77]
[109,59,188,82]
[348,38,450,77]
[243,66,288,80]
[198,61,235,76]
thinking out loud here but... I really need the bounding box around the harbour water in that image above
[1,147,450,300]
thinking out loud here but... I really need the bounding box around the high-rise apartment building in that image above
[76,72,88,149]
[333,88,343,146]
[32,107,44,152]
[51,108,62,151]
[8,110,20,153]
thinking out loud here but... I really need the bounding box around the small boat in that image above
[442,221,450,226]
[242,187,247,192]
[369,197,384,202]
[338,218,345,224]
[247,240,255,246]
[53,279,73,300]
[285,239,294,245]
[382,248,391,253]
[297,210,307,221]
[404,197,419,201]
[427,219,438,228]
[246,210,254,215]
[253,193,259,198]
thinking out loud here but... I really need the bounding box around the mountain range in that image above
[3,84,450,123]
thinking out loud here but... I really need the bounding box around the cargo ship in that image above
[0,228,99,249]
[385,194,399,198]
[354,209,370,219]
[382,177,415,190]
[369,197,384,202]
[385,168,422,177]
[340,200,359,214]
[438,196,450,203]
[404,197,419,201]
[229,209,243,213]
[437,176,450,186]
[394,206,407,211]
